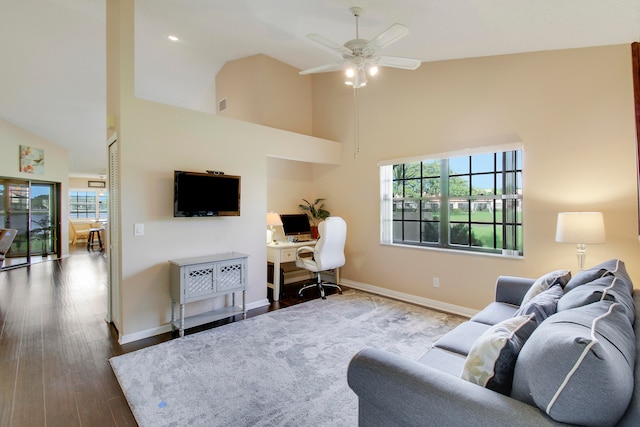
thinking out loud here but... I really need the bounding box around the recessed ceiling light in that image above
[168,35,180,42]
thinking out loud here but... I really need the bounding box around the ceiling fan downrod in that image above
[351,7,362,39]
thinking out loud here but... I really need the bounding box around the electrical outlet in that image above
[433,277,440,288]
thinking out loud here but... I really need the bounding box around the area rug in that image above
[110,290,464,427]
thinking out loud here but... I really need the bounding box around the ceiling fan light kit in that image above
[299,6,421,90]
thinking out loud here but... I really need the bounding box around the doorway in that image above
[0,177,61,268]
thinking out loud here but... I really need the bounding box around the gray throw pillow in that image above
[557,276,615,312]
[558,276,635,324]
[563,258,628,293]
[513,283,563,322]
[461,314,537,395]
[511,302,635,427]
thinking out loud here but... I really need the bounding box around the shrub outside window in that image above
[380,146,523,256]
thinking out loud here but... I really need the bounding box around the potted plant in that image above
[299,198,330,239]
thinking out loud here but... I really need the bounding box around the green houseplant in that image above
[299,198,330,238]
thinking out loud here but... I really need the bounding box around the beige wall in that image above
[108,0,341,342]
[0,118,71,255]
[266,157,316,241]
[216,54,313,135]
[111,0,639,341]
[69,177,106,188]
[310,44,640,310]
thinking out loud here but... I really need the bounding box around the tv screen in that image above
[174,171,241,217]
[280,214,311,236]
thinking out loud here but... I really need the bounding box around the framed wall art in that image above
[19,145,44,175]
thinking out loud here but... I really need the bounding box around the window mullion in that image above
[440,159,449,247]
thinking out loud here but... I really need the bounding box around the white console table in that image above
[169,252,248,337]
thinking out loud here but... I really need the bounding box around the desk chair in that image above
[0,228,18,268]
[295,217,346,299]
[69,220,90,244]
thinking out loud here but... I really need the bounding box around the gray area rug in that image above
[110,290,464,427]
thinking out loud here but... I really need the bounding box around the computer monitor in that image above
[280,214,311,236]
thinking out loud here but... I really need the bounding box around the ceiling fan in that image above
[299,7,421,89]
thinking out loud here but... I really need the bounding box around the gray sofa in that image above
[348,259,639,427]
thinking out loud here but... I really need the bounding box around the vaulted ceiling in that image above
[1,0,638,176]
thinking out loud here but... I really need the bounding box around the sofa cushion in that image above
[470,302,519,326]
[563,259,629,293]
[432,321,491,356]
[513,283,563,323]
[512,302,635,427]
[564,267,610,293]
[521,269,571,305]
[417,348,466,377]
[461,314,536,395]
[558,276,635,325]
[558,275,614,309]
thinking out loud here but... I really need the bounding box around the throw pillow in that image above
[558,276,635,324]
[521,269,571,305]
[563,268,610,293]
[557,275,615,312]
[563,259,628,293]
[513,283,563,322]
[461,314,537,395]
[511,302,635,427]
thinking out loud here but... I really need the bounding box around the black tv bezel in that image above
[173,170,241,217]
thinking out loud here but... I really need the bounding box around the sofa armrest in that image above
[348,348,563,427]
[494,276,535,306]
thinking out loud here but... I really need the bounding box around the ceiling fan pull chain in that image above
[353,87,360,158]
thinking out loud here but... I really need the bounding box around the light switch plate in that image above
[134,223,144,236]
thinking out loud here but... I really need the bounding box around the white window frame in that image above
[379,143,523,257]
[69,189,108,220]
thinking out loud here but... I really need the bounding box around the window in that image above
[380,147,523,256]
[69,190,107,219]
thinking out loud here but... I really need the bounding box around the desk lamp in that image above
[266,212,283,245]
[555,212,606,271]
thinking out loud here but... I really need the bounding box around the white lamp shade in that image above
[555,212,606,244]
[266,212,283,227]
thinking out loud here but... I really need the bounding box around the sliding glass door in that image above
[0,178,60,268]
[30,182,59,259]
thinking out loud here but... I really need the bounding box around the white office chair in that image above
[295,216,346,299]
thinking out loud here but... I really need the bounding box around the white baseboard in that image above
[119,324,173,345]
[247,299,270,310]
[119,299,271,345]
[119,282,476,344]
[340,279,478,319]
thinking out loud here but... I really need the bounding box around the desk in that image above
[267,240,317,301]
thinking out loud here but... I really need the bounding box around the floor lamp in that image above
[555,212,606,271]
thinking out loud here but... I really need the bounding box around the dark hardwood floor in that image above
[0,245,335,427]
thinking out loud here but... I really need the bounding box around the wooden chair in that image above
[0,228,18,268]
[69,220,90,244]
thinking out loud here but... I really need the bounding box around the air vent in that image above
[218,98,227,113]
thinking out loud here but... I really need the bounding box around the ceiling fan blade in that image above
[306,34,352,57]
[299,62,347,75]
[368,23,409,49]
[377,55,422,70]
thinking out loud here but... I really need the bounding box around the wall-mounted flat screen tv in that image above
[174,171,241,217]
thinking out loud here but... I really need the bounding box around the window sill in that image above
[380,241,523,260]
